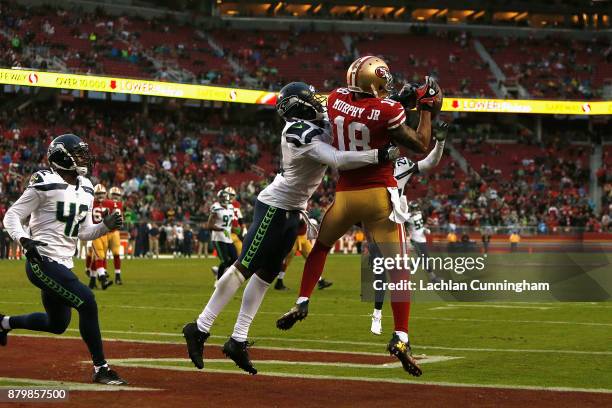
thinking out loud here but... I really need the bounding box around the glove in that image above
[103,210,123,230]
[389,84,417,110]
[19,237,47,265]
[224,230,231,239]
[378,143,401,163]
[415,76,443,115]
[433,121,449,142]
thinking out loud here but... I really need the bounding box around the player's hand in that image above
[415,76,443,114]
[389,84,417,110]
[103,210,123,230]
[224,230,231,239]
[19,237,47,265]
[378,143,401,163]
[433,121,449,142]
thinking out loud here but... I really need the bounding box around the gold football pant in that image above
[284,233,312,269]
[107,230,121,256]
[231,232,242,255]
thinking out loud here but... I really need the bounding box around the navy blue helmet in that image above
[47,134,92,176]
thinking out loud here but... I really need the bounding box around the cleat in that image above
[222,337,257,375]
[276,300,309,330]
[182,322,210,369]
[88,276,98,290]
[370,313,382,336]
[318,279,333,290]
[98,275,113,290]
[93,366,128,385]
[211,266,219,278]
[274,279,289,291]
[0,314,10,346]
[115,276,122,286]
[387,334,422,377]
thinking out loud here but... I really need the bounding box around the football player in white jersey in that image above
[208,188,237,279]
[183,82,399,374]
[369,124,447,336]
[0,134,127,385]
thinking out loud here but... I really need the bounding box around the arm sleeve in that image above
[77,203,109,241]
[416,140,445,174]
[3,188,41,242]
[302,140,378,170]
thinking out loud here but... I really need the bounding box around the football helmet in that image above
[346,56,394,98]
[109,186,123,201]
[47,134,92,176]
[94,184,107,200]
[276,82,326,121]
[217,187,236,204]
[409,201,420,212]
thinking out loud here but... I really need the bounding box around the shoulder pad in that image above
[78,177,94,196]
[284,121,325,147]
[28,170,67,191]
[211,203,222,211]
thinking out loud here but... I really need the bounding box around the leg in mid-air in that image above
[183,200,299,374]
[369,238,386,336]
[276,188,421,377]
[1,259,126,384]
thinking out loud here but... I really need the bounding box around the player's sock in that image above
[85,254,92,272]
[197,265,245,333]
[278,271,285,280]
[1,316,10,330]
[298,241,331,299]
[113,255,121,271]
[391,301,410,335]
[231,274,270,342]
[373,308,382,319]
[394,330,409,344]
[96,267,106,278]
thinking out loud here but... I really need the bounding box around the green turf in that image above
[1,256,611,390]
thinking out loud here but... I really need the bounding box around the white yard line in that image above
[14,331,612,356]
[2,300,610,327]
[106,361,612,394]
[0,377,156,391]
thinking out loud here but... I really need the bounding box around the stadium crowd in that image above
[1,1,610,98]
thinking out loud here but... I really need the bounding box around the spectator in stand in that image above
[183,225,193,258]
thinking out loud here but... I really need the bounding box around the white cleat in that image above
[370,313,382,335]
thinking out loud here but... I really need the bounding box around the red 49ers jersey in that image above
[91,199,123,224]
[327,88,406,191]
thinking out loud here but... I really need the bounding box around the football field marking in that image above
[0,377,156,391]
[14,332,612,356]
[105,360,612,394]
[2,300,610,327]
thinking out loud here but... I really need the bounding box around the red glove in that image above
[415,76,443,115]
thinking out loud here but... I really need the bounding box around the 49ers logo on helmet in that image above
[375,66,389,79]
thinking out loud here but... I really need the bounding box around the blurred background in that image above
[0,0,610,257]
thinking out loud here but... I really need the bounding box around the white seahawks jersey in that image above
[210,202,234,243]
[394,157,419,195]
[258,120,331,211]
[3,169,105,268]
[407,211,428,243]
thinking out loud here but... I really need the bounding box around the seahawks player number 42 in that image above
[1,134,127,386]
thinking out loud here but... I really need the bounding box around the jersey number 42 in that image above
[56,201,88,237]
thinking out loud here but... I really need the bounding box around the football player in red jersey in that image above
[277,56,443,377]
[89,185,113,290]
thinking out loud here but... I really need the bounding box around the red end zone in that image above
[2,336,610,407]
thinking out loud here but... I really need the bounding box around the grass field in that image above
[1,255,611,393]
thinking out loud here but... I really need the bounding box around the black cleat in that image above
[387,333,422,377]
[276,300,309,330]
[115,275,122,285]
[92,366,128,385]
[274,279,289,291]
[318,279,333,290]
[98,275,113,290]
[88,276,98,290]
[182,322,210,369]
[0,314,10,346]
[222,337,257,375]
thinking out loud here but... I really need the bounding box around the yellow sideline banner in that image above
[1,68,610,115]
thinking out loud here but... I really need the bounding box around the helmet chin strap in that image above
[76,167,88,176]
